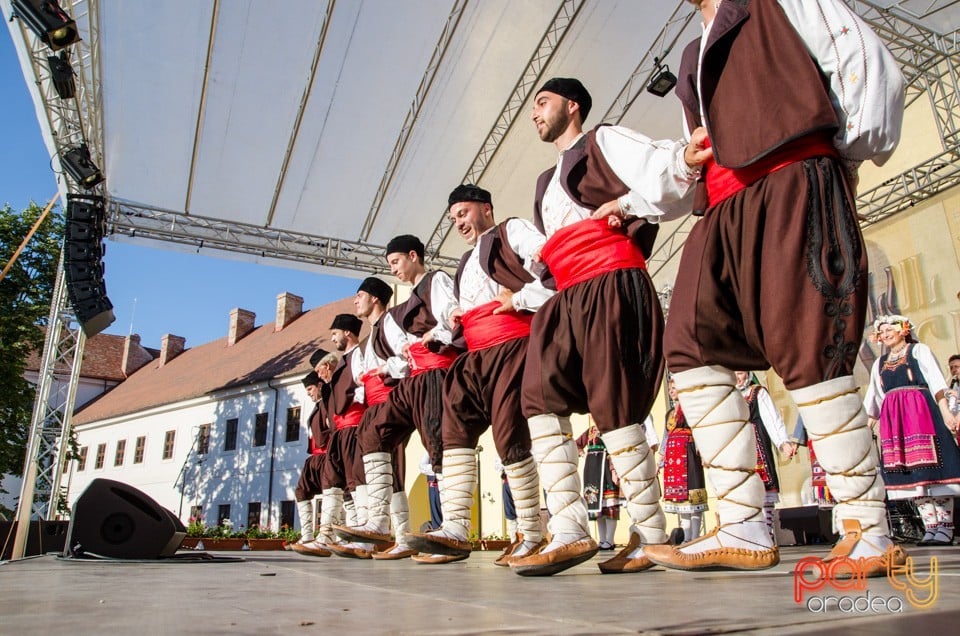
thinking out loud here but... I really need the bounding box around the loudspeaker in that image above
[0,520,69,560]
[66,479,186,559]
[64,195,115,337]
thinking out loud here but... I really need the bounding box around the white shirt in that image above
[360,312,410,380]
[694,0,905,168]
[740,383,790,448]
[456,219,553,314]
[863,343,949,419]
[541,128,698,231]
[423,271,458,345]
[344,344,365,406]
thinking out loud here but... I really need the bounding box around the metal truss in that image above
[12,257,85,555]
[106,198,462,276]
[359,0,469,241]
[423,0,587,255]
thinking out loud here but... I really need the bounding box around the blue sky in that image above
[1,25,361,349]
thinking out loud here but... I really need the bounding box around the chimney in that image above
[121,334,153,377]
[228,308,256,346]
[275,292,304,332]
[159,334,186,367]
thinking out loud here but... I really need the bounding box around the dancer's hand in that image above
[685,127,713,169]
[491,289,515,315]
[590,199,625,228]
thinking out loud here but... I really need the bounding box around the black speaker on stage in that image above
[0,520,69,560]
[65,479,186,559]
[64,194,115,337]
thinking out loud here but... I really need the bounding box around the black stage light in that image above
[47,52,75,98]
[61,144,104,189]
[11,0,80,51]
[646,63,677,98]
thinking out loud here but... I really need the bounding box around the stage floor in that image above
[1,544,958,634]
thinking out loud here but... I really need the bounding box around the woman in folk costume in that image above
[576,422,621,550]
[661,379,708,542]
[735,372,798,541]
[864,315,960,546]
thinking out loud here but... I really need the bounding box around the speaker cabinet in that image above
[66,479,186,559]
[0,520,69,559]
[64,194,115,337]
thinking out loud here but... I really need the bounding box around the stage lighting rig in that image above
[61,144,104,190]
[646,58,677,98]
[11,0,80,51]
[47,51,75,99]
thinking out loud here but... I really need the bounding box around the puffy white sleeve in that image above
[382,313,411,379]
[756,388,790,447]
[429,271,457,342]
[777,0,905,166]
[913,343,949,398]
[862,358,885,419]
[349,348,366,405]
[504,218,554,312]
[595,125,698,222]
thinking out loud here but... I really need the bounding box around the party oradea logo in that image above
[794,554,938,613]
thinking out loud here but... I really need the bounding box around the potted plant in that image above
[244,525,287,551]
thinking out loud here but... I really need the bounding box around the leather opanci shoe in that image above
[333,524,393,547]
[290,541,332,557]
[405,531,473,557]
[327,543,373,559]
[509,538,599,577]
[370,546,418,560]
[643,525,779,571]
[410,553,470,565]
[598,532,657,574]
[496,537,548,567]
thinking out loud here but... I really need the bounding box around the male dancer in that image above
[290,369,333,557]
[336,238,463,560]
[319,314,369,556]
[406,184,551,566]
[646,0,905,575]
[513,77,707,576]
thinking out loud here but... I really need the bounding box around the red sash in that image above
[308,437,327,455]
[360,370,393,406]
[460,300,532,351]
[332,403,365,430]
[407,341,458,376]
[704,133,838,207]
[540,218,647,291]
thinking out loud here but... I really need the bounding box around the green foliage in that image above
[0,202,63,479]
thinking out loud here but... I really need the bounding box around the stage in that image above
[1,544,958,634]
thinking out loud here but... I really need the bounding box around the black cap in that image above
[309,348,330,367]
[447,184,492,209]
[386,234,425,260]
[537,77,592,122]
[330,313,362,335]
[357,277,392,305]
[301,371,321,387]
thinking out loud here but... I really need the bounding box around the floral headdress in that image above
[870,314,914,343]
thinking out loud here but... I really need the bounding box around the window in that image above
[94,443,106,469]
[253,413,268,447]
[285,406,301,443]
[162,430,176,460]
[217,504,231,527]
[224,418,238,451]
[280,500,295,530]
[134,436,145,463]
[114,439,126,466]
[247,502,262,529]
[77,446,88,471]
[197,424,211,455]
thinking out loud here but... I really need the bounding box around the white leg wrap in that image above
[437,448,477,541]
[361,452,393,534]
[791,376,889,536]
[297,500,315,542]
[506,518,518,542]
[602,423,667,544]
[390,491,412,547]
[318,488,344,544]
[528,414,590,538]
[673,366,765,524]
[343,495,357,527]
[353,485,369,526]
[504,456,542,543]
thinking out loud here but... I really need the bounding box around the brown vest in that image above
[676,0,837,169]
[455,221,536,297]
[329,346,361,415]
[533,127,659,258]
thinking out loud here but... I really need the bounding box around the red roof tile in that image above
[25,331,131,382]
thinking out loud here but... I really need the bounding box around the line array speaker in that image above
[64,194,115,337]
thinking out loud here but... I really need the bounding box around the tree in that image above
[0,202,63,491]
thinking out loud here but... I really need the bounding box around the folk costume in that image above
[515,77,698,577]
[650,0,906,575]
[407,185,551,566]
[864,315,960,546]
[290,370,334,557]
[662,405,707,542]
